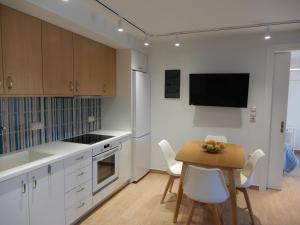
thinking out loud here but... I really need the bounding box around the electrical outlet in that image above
[31,122,44,131]
[88,116,96,123]
[249,107,256,123]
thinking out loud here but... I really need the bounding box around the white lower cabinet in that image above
[0,161,65,225]
[29,161,65,225]
[118,139,132,186]
[0,174,30,225]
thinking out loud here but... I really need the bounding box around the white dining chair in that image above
[235,149,265,225]
[183,166,229,225]
[158,139,183,203]
[205,135,228,143]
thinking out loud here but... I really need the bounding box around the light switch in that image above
[88,116,96,123]
[249,107,256,123]
[31,122,44,131]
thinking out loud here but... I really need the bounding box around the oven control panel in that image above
[92,142,119,156]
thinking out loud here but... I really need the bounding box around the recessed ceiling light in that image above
[118,17,124,32]
[174,35,181,47]
[290,68,300,71]
[264,26,271,40]
[144,34,150,46]
[62,0,69,2]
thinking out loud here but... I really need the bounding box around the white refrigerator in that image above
[132,70,151,182]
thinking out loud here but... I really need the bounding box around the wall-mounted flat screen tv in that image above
[189,73,249,108]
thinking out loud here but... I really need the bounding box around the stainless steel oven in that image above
[92,143,120,194]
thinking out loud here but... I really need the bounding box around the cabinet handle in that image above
[75,82,80,92]
[76,187,85,193]
[77,202,85,209]
[6,76,13,89]
[77,171,84,177]
[21,181,26,194]
[69,81,74,92]
[76,156,84,161]
[32,176,37,189]
[102,84,107,93]
[48,165,52,174]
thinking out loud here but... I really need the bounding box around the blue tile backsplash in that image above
[0,97,101,154]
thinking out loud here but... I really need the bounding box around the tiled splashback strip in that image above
[0,97,101,154]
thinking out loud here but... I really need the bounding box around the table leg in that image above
[228,169,238,225]
[173,164,187,223]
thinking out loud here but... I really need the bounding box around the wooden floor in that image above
[80,172,300,225]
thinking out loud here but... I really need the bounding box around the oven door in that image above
[92,147,119,194]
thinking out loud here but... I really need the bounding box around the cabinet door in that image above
[29,161,65,225]
[42,22,74,96]
[0,174,30,225]
[73,34,105,96]
[119,139,132,185]
[102,46,116,96]
[2,6,43,95]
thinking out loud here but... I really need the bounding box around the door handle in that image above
[69,81,74,92]
[32,176,37,189]
[6,76,13,89]
[21,181,26,194]
[280,121,285,133]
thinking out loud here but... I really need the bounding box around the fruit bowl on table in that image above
[202,140,225,154]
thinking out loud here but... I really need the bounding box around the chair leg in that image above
[186,200,196,225]
[169,176,175,193]
[211,204,222,225]
[242,188,255,225]
[161,175,172,203]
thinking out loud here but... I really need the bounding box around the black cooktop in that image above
[63,134,114,145]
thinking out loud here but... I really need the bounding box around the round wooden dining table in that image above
[173,141,246,225]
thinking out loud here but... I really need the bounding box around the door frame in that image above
[265,43,300,190]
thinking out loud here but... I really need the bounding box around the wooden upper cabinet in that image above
[102,46,116,96]
[42,22,74,96]
[1,6,43,95]
[74,34,108,96]
[0,7,4,95]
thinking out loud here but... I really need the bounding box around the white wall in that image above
[149,31,300,188]
[287,70,300,150]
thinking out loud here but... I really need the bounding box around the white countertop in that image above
[0,130,132,183]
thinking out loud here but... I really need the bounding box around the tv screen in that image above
[189,73,249,108]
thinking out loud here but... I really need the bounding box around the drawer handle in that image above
[76,187,85,193]
[77,202,85,209]
[76,156,84,161]
[77,171,85,177]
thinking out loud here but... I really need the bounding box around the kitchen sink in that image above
[0,150,53,173]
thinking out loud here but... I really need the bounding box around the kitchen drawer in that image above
[64,150,92,175]
[65,180,92,209]
[65,197,92,225]
[65,165,92,192]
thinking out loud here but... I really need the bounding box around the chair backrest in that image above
[158,140,177,171]
[205,135,228,143]
[183,166,229,204]
[242,149,265,178]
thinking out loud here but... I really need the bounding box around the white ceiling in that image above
[99,0,300,36]
[291,51,300,68]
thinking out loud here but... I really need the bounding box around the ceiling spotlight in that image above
[117,17,124,32]
[174,35,181,47]
[264,26,271,40]
[144,34,150,46]
[62,0,69,2]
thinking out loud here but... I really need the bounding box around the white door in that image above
[29,161,65,225]
[268,52,291,190]
[0,174,30,225]
[133,134,151,181]
[133,71,151,137]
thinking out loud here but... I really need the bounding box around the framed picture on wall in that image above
[165,70,180,98]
